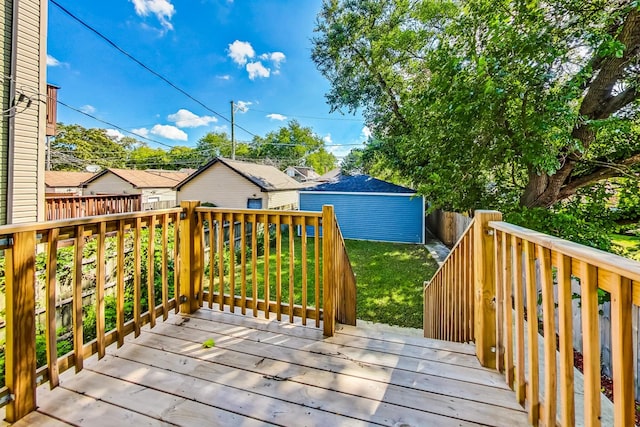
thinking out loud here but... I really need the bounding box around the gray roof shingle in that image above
[303,174,416,193]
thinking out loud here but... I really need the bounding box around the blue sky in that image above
[46,0,369,160]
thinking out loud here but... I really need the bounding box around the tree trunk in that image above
[520,126,595,208]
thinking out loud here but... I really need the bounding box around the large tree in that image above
[51,123,132,170]
[313,0,640,212]
[250,120,337,171]
[196,131,251,161]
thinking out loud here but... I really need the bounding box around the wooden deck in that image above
[6,309,529,426]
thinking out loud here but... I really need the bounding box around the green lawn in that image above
[345,240,439,329]
[204,234,438,329]
[611,233,640,261]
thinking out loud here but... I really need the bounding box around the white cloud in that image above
[260,51,286,65]
[150,124,188,140]
[46,54,62,67]
[216,74,231,80]
[361,126,372,139]
[131,0,175,31]
[105,129,125,140]
[228,40,255,66]
[235,101,252,113]
[213,125,229,133]
[246,61,270,80]
[266,113,287,121]
[132,128,150,138]
[323,134,333,144]
[260,51,286,69]
[168,109,217,128]
[80,105,96,114]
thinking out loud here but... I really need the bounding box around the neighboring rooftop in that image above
[45,171,96,188]
[176,157,302,191]
[285,166,320,182]
[303,174,416,194]
[316,168,341,182]
[84,168,190,189]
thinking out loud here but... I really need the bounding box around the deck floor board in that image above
[5,309,529,426]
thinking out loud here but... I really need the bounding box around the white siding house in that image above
[175,157,301,210]
[83,169,189,206]
[0,0,48,224]
[45,171,95,195]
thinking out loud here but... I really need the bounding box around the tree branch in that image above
[600,85,640,117]
[581,9,640,119]
[558,153,640,199]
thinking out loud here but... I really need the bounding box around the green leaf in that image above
[202,338,215,348]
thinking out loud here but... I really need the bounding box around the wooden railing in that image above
[45,194,142,220]
[423,218,475,342]
[188,203,356,337]
[0,201,356,422]
[424,210,640,427]
[0,208,181,421]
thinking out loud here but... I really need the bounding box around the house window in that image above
[247,198,262,209]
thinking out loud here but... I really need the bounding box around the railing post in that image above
[473,210,502,368]
[322,205,336,336]
[5,231,37,422]
[179,200,202,314]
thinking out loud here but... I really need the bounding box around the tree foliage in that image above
[313,0,640,216]
[250,120,337,170]
[51,122,336,174]
[52,123,131,170]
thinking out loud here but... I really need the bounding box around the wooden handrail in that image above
[0,209,181,421]
[490,220,638,427]
[423,217,476,343]
[191,204,355,337]
[0,201,357,422]
[424,212,639,426]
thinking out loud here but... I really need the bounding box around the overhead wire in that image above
[49,0,259,138]
[56,99,177,149]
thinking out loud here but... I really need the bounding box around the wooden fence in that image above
[142,200,177,211]
[426,209,472,247]
[45,195,142,220]
[424,210,640,426]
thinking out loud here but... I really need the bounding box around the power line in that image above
[50,0,258,138]
[57,99,178,148]
[250,108,365,122]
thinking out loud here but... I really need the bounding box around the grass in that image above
[203,233,438,329]
[610,233,640,261]
[345,240,439,329]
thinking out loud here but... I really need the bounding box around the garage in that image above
[299,174,425,244]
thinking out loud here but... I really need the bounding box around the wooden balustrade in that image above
[0,201,356,422]
[0,208,181,421]
[45,194,143,220]
[490,221,639,427]
[190,204,356,336]
[423,217,475,343]
[424,209,640,427]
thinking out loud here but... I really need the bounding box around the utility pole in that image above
[230,100,236,160]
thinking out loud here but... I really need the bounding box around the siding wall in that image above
[267,189,298,210]
[177,162,266,208]
[84,174,140,197]
[0,1,12,224]
[46,186,83,195]
[300,192,424,244]
[140,188,176,204]
[0,0,46,224]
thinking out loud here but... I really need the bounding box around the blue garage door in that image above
[300,193,423,243]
